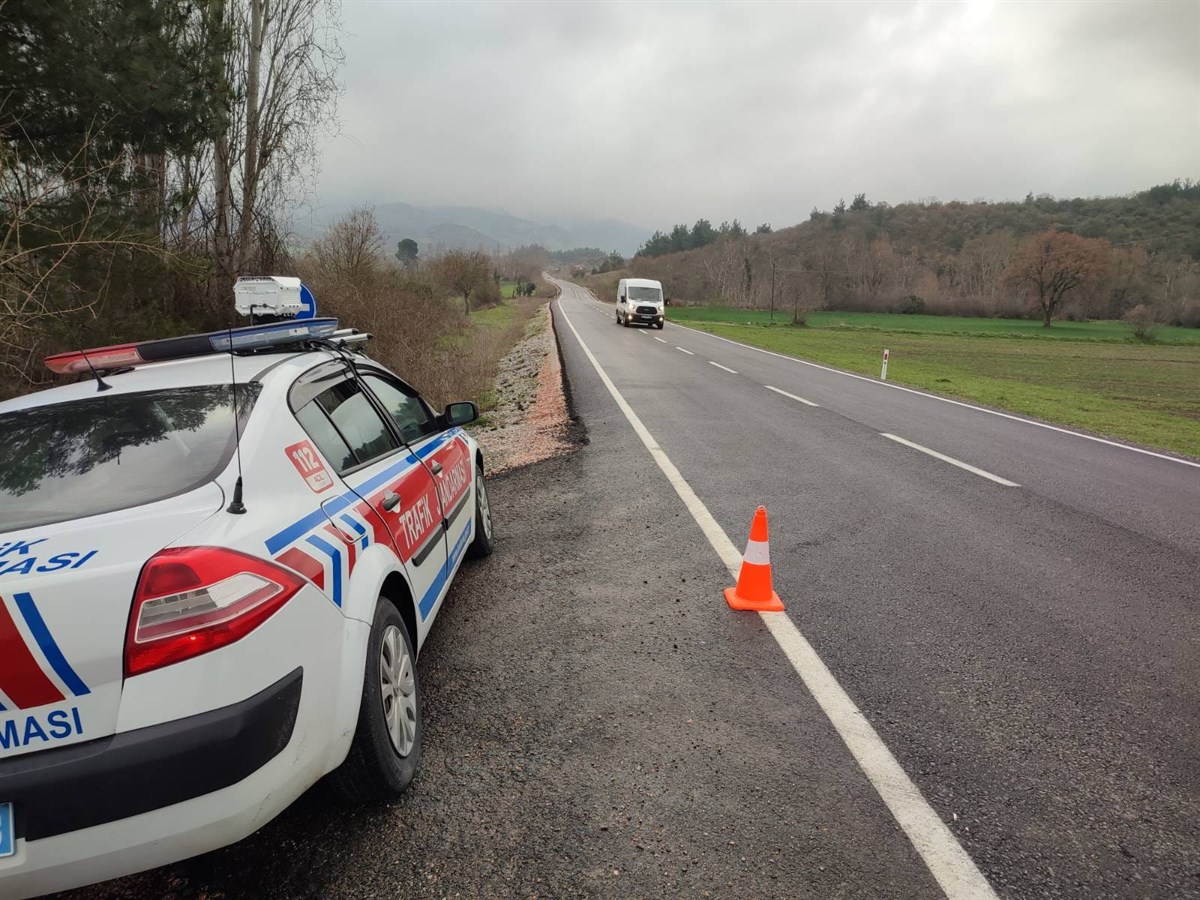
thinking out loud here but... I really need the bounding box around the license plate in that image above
[0,802,13,858]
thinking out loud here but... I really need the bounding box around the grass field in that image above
[669,307,1200,345]
[667,307,1200,457]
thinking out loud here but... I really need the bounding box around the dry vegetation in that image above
[300,209,547,410]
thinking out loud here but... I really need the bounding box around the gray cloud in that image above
[314,0,1200,231]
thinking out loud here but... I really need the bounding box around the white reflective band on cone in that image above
[742,540,771,566]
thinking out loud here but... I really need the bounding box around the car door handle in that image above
[429,461,443,475]
[382,491,401,511]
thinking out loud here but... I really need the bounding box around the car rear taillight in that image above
[125,547,305,677]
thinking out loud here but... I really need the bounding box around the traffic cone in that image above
[724,506,785,612]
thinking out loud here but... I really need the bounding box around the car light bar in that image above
[44,318,339,374]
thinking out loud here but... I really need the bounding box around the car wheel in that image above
[615,311,621,325]
[656,322,664,330]
[466,468,494,559]
[330,599,421,803]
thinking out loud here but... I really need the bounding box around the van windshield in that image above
[629,286,662,302]
[0,384,258,531]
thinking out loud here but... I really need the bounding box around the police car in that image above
[0,278,495,898]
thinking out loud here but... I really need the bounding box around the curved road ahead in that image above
[549,276,1199,898]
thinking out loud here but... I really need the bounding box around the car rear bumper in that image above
[0,668,302,843]
[0,669,316,900]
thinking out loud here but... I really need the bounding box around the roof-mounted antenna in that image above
[225,322,247,515]
[80,350,113,392]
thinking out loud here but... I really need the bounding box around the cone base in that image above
[724,586,784,612]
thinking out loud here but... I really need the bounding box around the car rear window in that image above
[0,384,259,532]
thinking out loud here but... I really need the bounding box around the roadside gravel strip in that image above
[471,301,574,475]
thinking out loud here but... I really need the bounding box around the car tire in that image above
[466,468,495,559]
[615,311,621,325]
[329,599,421,804]
[656,322,664,330]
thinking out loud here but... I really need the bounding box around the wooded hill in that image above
[628,183,1200,326]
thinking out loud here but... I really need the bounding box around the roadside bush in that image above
[472,277,502,309]
[1122,304,1160,341]
[899,295,926,314]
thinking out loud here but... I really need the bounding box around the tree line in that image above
[637,218,774,258]
[1,0,342,398]
[624,184,1200,329]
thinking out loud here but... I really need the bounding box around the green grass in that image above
[500,281,519,299]
[668,308,1200,457]
[668,307,1200,345]
[471,299,525,329]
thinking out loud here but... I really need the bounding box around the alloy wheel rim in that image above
[379,624,417,757]
[478,473,493,540]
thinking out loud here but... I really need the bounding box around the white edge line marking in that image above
[764,384,819,407]
[709,361,738,374]
[654,336,668,343]
[882,434,1019,487]
[676,346,695,355]
[555,295,999,900]
[668,321,1200,469]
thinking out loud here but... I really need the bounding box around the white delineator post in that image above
[881,348,890,380]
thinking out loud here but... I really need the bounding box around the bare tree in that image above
[209,0,343,297]
[310,206,383,278]
[1004,230,1112,327]
[433,249,491,314]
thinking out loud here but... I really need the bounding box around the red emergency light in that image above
[44,319,340,375]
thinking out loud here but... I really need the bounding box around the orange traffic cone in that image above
[724,506,785,612]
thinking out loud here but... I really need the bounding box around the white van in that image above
[616,278,665,329]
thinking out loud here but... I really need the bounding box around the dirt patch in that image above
[470,302,576,474]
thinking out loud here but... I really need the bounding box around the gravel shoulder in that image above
[470,301,575,475]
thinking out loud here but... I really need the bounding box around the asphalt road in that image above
[57,281,1198,900]
[547,277,1200,898]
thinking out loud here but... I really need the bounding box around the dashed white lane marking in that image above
[880,434,1020,487]
[654,337,668,344]
[555,296,999,900]
[765,384,819,407]
[709,361,738,374]
[667,321,1200,470]
[676,346,694,355]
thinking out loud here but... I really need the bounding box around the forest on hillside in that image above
[629,183,1200,327]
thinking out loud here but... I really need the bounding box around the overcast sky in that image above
[314,0,1200,230]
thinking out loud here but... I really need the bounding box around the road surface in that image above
[547,276,1199,898]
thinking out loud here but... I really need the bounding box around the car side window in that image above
[361,373,438,444]
[310,379,399,469]
[294,402,356,474]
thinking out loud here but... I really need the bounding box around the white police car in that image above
[0,287,494,898]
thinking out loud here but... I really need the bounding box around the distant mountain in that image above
[299,201,649,257]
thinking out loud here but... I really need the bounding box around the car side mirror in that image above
[444,401,479,427]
